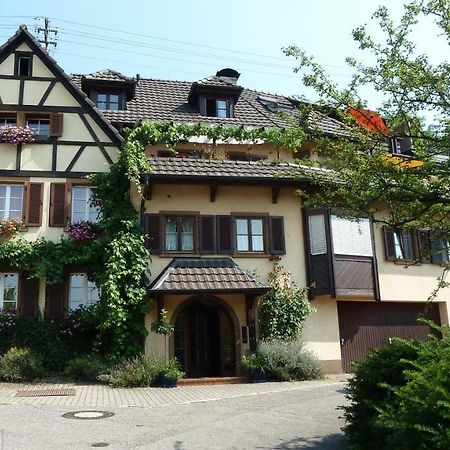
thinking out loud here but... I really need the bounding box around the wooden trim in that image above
[78,113,114,164]
[52,143,57,171]
[0,170,106,178]
[14,51,33,77]
[24,181,43,226]
[15,143,22,170]
[0,74,56,81]
[0,104,84,113]
[18,79,24,105]
[38,80,57,107]
[65,145,86,172]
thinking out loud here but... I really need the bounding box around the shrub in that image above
[98,354,165,387]
[0,347,44,382]
[158,359,184,383]
[342,338,419,450]
[64,356,106,382]
[257,340,323,381]
[259,265,314,341]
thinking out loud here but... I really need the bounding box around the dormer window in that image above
[94,92,122,110]
[206,98,229,118]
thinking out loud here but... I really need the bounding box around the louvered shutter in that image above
[383,228,396,260]
[144,214,161,254]
[24,182,43,226]
[50,113,63,137]
[269,216,286,255]
[45,282,65,319]
[308,214,327,255]
[20,275,39,319]
[330,215,373,256]
[199,215,216,254]
[49,183,66,227]
[216,215,233,254]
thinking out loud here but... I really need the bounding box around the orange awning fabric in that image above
[348,107,389,136]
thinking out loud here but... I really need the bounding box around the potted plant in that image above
[241,353,267,383]
[0,126,35,144]
[65,221,98,242]
[158,359,185,388]
[0,218,24,239]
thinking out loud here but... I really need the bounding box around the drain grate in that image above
[15,388,76,397]
[63,411,115,420]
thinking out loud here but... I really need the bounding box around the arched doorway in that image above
[172,297,237,378]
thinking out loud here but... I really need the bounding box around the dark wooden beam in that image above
[210,184,217,202]
[144,178,153,200]
[272,186,280,204]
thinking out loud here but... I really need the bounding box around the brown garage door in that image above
[337,301,441,372]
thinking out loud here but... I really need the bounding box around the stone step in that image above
[178,376,248,386]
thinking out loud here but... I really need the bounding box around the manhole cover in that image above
[62,411,114,420]
[15,388,75,397]
[92,444,109,448]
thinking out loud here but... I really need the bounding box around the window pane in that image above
[216,100,227,118]
[236,219,248,235]
[27,119,50,136]
[308,214,327,255]
[87,280,100,304]
[237,236,249,251]
[165,217,178,251]
[251,219,263,235]
[3,273,18,310]
[72,186,88,201]
[330,215,373,256]
[97,94,107,102]
[252,235,264,252]
[181,218,194,251]
[69,274,86,310]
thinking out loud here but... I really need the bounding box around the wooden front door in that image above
[337,301,441,372]
[174,300,236,378]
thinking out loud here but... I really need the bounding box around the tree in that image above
[283,1,450,260]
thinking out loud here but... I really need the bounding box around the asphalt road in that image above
[0,382,348,449]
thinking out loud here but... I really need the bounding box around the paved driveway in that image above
[0,378,349,449]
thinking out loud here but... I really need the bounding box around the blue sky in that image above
[0,1,447,106]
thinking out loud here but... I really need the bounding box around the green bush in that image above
[158,359,185,383]
[0,347,44,382]
[98,354,165,387]
[64,356,106,382]
[257,340,323,381]
[342,338,419,450]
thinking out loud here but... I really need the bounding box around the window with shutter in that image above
[71,186,100,223]
[144,213,161,254]
[50,113,63,137]
[0,184,24,220]
[0,273,19,312]
[69,273,100,310]
[384,228,419,261]
[49,183,67,227]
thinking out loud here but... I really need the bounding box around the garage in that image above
[337,301,441,372]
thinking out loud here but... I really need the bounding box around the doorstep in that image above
[178,376,248,386]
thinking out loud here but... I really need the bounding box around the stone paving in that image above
[0,374,349,409]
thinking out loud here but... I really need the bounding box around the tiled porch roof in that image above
[149,258,269,294]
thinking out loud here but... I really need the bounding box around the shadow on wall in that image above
[271,433,347,449]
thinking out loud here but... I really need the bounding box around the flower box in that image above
[65,221,98,242]
[0,218,24,238]
[0,126,35,144]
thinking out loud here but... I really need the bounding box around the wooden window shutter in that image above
[144,213,161,254]
[216,215,233,254]
[49,183,67,227]
[418,231,431,263]
[45,282,65,319]
[269,216,286,255]
[19,274,39,319]
[383,227,396,260]
[50,113,63,137]
[199,215,216,254]
[24,182,43,226]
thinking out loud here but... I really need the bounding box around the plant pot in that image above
[250,368,267,383]
[159,372,178,388]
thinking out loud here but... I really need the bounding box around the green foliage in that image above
[99,354,164,387]
[342,338,419,450]
[0,347,44,382]
[257,339,323,381]
[259,265,314,341]
[158,359,184,382]
[64,356,106,381]
[241,353,267,371]
[150,308,174,336]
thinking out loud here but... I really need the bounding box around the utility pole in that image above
[35,17,58,52]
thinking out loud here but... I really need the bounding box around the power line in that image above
[34,17,57,51]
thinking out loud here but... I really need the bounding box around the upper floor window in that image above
[15,53,32,77]
[0,273,18,311]
[27,118,50,138]
[0,117,16,127]
[69,273,100,310]
[330,215,373,257]
[164,216,195,252]
[95,92,121,110]
[227,152,267,162]
[71,186,100,223]
[0,184,24,220]
[235,217,265,252]
[206,98,230,118]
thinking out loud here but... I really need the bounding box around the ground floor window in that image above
[69,273,100,310]
[0,273,19,311]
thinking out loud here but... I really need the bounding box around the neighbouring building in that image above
[0,26,448,376]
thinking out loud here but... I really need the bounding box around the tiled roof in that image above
[196,75,239,87]
[81,69,134,82]
[147,157,301,181]
[149,258,268,293]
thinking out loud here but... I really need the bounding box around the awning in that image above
[149,258,269,294]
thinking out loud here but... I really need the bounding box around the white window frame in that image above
[71,186,100,224]
[26,118,50,137]
[0,273,19,311]
[235,217,265,253]
[0,184,24,220]
[69,273,100,310]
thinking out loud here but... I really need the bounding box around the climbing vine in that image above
[0,121,304,360]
